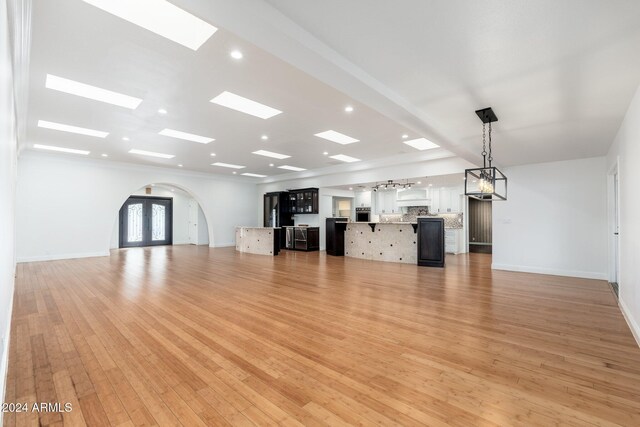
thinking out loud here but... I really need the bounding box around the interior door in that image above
[468,197,492,254]
[188,199,198,245]
[119,197,172,248]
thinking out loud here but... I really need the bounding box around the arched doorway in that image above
[110,184,210,249]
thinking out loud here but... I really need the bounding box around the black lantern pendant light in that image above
[464,107,507,201]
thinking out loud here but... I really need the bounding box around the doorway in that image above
[119,196,173,248]
[468,198,492,254]
[609,164,620,297]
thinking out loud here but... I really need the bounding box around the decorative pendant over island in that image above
[464,107,508,201]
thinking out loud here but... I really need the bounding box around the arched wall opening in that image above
[109,183,212,249]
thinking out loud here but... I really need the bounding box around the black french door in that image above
[119,196,173,248]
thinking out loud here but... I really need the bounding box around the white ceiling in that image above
[23,0,640,181]
[329,173,466,192]
[264,0,640,166]
[25,0,452,178]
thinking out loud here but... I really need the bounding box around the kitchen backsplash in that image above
[379,207,464,229]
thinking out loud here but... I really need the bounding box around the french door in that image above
[119,196,173,248]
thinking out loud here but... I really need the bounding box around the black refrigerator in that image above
[264,192,293,248]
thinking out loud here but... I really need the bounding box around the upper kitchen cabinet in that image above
[375,190,399,214]
[289,188,319,214]
[354,190,371,207]
[429,187,463,213]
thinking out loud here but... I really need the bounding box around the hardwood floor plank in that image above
[4,246,640,426]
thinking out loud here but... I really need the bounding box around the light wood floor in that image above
[4,246,640,426]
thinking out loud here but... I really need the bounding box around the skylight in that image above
[159,128,214,144]
[82,0,217,50]
[403,137,439,151]
[241,173,267,178]
[252,150,290,160]
[330,154,361,163]
[45,74,142,109]
[314,130,359,145]
[128,148,175,159]
[33,144,90,155]
[212,162,246,169]
[278,165,306,172]
[37,120,109,138]
[210,91,282,119]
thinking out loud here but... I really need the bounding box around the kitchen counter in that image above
[235,226,280,256]
[345,222,417,264]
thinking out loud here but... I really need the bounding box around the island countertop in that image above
[345,222,417,264]
[235,226,280,256]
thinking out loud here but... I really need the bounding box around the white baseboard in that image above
[619,298,640,349]
[17,250,110,263]
[491,263,608,280]
[210,242,235,248]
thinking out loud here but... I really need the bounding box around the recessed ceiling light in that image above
[37,120,108,138]
[241,173,267,178]
[178,164,183,167]
[269,163,274,167]
[230,50,243,59]
[429,183,433,187]
[210,153,216,157]
[252,150,290,160]
[81,0,218,50]
[171,189,175,192]
[278,165,306,172]
[344,105,354,113]
[101,153,108,157]
[314,130,359,145]
[329,154,361,163]
[33,144,90,155]
[158,108,168,115]
[349,187,353,190]
[210,91,282,119]
[232,171,237,174]
[159,128,214,144]
[402,134,409,139]
[122,136,130,141]
[323,151,329,155]
[212,162,245,169]
[417,181,422,184]
[45,74,142,109]
[261,135,268,140]
[403,137,439,151]
[129,148,175,159]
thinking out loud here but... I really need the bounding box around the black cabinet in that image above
[326,218,348,256]
[288,188,319,214]
[285,226,319,251]
[417,218,445,267]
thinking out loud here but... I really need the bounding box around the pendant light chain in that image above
[482,123,487,168]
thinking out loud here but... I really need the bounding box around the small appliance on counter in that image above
[355,207,371,222]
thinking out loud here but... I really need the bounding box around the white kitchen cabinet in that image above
[375,190,399,214]
[355,190,371,207]
[445,229,464,254]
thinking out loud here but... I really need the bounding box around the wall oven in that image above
[355,207,371,222]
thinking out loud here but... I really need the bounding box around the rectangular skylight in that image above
[314,130,359,145]
[212,162,246,169]
[37,120,109,138]
[33,144,90,155]
[330,154,361,163]
[251,150,290,160]
[45,74,142,109]
[278,165,306,172]
[241,173,267,178]
[82,0,218,51]
[129,148,175,159]
[210,91,282,119]
[403,137,439,150]
[159,128,214,144]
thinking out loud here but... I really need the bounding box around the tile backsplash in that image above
[377,207,464,228]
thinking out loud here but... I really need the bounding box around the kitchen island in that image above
[235,226,281,256]
[345,222,418,264]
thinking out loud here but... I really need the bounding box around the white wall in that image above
[492,156,608,280]
[607,84,640,345]
[16,153,259,261]
[0,0,18,413]
[108,186,208,248]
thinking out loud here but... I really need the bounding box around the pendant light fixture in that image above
[465,107,507,201]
